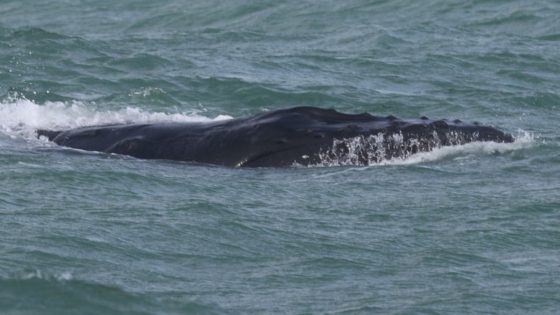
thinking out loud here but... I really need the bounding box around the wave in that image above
[0,269,227,315]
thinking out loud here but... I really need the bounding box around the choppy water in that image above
[1,1,559,314]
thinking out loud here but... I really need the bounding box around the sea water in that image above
[1,1,559,314]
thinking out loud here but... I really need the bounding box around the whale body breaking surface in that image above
[36,106,514,167]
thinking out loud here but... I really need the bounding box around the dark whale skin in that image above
[37,106,514,167]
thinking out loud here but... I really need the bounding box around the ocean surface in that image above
[1,0,559,314]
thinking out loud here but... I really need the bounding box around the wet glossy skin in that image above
[37,107,514,167]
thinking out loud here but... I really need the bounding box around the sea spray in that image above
[0,96,232,142]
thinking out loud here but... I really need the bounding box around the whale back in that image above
[36,106,514,167]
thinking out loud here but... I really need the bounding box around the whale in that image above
[36,106,514,167]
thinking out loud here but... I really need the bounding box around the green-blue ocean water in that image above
[1,0,559,314]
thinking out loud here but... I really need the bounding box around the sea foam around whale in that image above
[311,130,534,167]
[0,97,533,167]
[0,97,232,141]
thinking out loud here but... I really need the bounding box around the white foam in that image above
[309,131,534,167]
[382,133,533,166]
[0,96,232,142]
[15,269,73,281]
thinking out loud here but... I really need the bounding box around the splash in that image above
[310,131,533,167]
[0,96,232,142]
